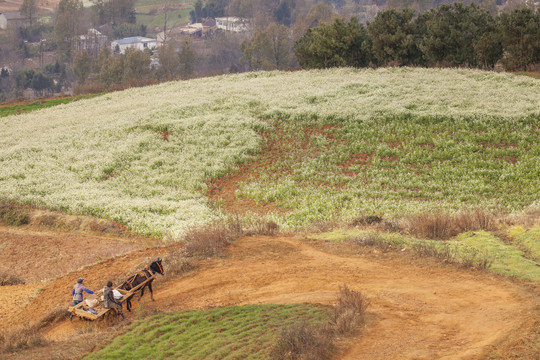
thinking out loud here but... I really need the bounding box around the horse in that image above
[119,258,164,312]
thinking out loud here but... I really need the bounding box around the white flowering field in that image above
[1,68,538,237]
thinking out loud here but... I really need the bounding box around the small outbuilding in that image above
[215,17,249,33]
[111,36,157,54]
[0,11,24,30]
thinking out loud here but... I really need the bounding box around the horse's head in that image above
[150,258,164,276]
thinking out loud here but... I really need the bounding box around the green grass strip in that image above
[454,231,540,282]
[0,94,101,118]
[508,226,540,261]
[315,228,540,282]
[85,304,330,360]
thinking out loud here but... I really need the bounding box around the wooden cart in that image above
[68,275,155,321]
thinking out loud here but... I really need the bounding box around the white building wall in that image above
[0,14,8,30]
[111,38,157,54]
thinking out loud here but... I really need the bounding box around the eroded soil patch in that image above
[206,122,346,214]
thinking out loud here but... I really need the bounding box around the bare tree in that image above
[20,0,38,27]
[178,37,197,79]
[54,0,84,61]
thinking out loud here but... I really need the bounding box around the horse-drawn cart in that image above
[68,274,156,321]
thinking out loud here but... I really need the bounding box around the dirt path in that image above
[4,233,539,359]
[150,236,537,360]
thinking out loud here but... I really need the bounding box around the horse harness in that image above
[121,268,153,290]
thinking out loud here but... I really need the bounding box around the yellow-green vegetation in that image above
[134,0,193,34]
[508,226,540,260]
[315,228,540,282]
[84,304,330,360]
[456,231,540,281]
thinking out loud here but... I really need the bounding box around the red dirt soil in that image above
[206,126,292,215]
[0,225,145,285]
[151,236,540,360]
[206,123,348,214]
[3,228,538,359]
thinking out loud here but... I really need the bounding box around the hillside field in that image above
[1,68,540,360]
[1,68,538,238]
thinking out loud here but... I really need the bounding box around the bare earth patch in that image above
[206,126,292,215]
[0,226,145,285]
[0,284,42,322]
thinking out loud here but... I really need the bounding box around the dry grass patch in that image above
[350,232,390,250]
[271,322,335,360]
[404,209,498,239]
[0,203,29,226]
[163,253,197,278]
[1,326,47,353]
[410,241,492,270]
[164,216,280,279]
[350,215,383,227]
[374,209,499,240]
[182,217,244,258]
[1,303,74,353]
[0,273,25,286]
[332,285,369,335]
[39,305,70,327]
[271,286,369,360]
[245,218,280,236]
[181,216,280,258]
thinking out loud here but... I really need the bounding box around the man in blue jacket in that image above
[72,277,94,306]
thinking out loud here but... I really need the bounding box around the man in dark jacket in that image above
[104,280,124,319]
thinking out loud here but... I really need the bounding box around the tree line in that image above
[295,4,539,71]
[1,0,538,102]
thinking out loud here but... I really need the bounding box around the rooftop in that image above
[1,11,24,20]
[113,36,156,45]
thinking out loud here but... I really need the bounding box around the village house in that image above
[111,36,157,54]
[215,17,249,32]
[75,28,108,54]
[157,25,201,46]
[0,11,24,30]
[157,19,217,46]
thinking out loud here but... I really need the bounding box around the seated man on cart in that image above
[104,280,124,319]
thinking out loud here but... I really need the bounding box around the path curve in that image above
[152,236,537,360]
